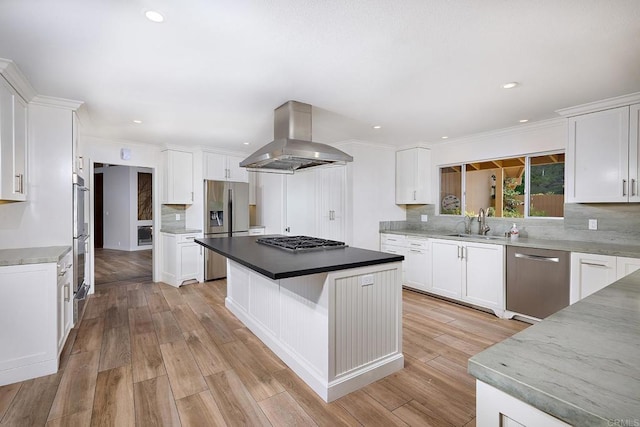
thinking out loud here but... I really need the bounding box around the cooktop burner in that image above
[256,236,347,251]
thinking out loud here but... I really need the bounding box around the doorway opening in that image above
[94,164,153,285]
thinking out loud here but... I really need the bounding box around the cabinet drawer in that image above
[406,238,429,250]
[380,244,405,255]
[381,234,406,246]
[249,228,266,236]
[177,234,202,244]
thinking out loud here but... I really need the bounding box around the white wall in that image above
[0,104,73,249]
[256,173,285,235]
[340,141,406,250]
[428,119,567,206]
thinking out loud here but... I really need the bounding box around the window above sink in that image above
[439,151,565,219]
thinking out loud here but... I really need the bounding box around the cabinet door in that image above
[567,106,630,202]
[616,256,640,280]
[179,243,201,282]
[164,150,193,204]
[319,166,345,241]
[0,77,27,201]
[203,152,227,181]
[570,252,617,302]
[431,239,462,299]
[462,242,504,310]
[227,155,249,183]
[285,169,317,236]
[405,249,430,291]
[629,104,640,202]
[395,149,415,204]
[380,244,406,286]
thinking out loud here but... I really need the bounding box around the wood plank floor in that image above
[0,278,529,426]
[94,249,152,285]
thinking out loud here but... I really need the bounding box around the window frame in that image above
[437,150,565,219]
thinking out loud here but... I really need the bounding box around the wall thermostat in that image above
[120,148,131,160]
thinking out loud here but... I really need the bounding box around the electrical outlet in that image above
[588,219,598,230]
[360,274,374,286]
[421,214,428,222]
[175,213,180,221]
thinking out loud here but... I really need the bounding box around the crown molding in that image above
[332,139,398,151]
[0,58,37,101]
[556,92,640,117]
[31,95,83,110]
[424,117,566,148]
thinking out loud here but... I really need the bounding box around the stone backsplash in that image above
[381,203,640,245]
[161,204,186,229]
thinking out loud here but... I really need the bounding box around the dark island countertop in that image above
[195,236,404,280]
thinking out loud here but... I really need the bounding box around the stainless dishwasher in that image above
[506,246,570,319]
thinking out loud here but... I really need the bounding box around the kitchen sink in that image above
[446,233,506,241]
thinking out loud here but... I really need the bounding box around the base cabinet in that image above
[476,381,570,427]
[431,238,504,315]
[380,234,431,292]
[56,251,73,355]
[161,232,203,287]
[570,252,640,303]
[0,262,58,386]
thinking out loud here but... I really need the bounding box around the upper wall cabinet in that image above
[396,147,430,204]
[0,75,27,201]
[563,97,640,203]
[162,149,193,204]
[203,152,248,183]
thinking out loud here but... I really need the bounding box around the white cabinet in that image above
[380,234,432,292]
[616,256,640,279]
[0,262,58,386]
[566,104,640,202]
[203,152,248,183]
[57,251,73,354]
[395,147,430,204]
[570,252,617,303]
[161,232,203,287]
[0,75,27,201]
[431,238,504,315]
[162,150,193,204]
[285,166,346,241]
[318,167,345,241]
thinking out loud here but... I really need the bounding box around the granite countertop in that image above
[468,269,640,426]
[195,236,404,280]
[0,246,72,267]
[160,228,203,234]
[381,229,640,258]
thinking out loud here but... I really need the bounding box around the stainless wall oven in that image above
[73,173,90,324]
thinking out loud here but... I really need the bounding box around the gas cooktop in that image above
[256,236,347,251]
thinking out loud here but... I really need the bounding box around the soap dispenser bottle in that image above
[510,223,519,240]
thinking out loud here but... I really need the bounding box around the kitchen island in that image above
[195,236,405,402]
[468,269,640,426]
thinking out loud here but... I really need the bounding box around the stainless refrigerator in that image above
[204,180,250,280]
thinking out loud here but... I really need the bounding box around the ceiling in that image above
[1,0,639,153]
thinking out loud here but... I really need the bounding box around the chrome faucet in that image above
[478,208,491,235]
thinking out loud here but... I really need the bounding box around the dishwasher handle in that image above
[514,253,560,263]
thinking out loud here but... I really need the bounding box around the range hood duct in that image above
[240,101,353,174]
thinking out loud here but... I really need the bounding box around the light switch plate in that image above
[588,219,598,230]
[421,214,428,222]
[175,214,180,221]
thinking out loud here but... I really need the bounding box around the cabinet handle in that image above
[514,253,559,263]
[460,246,465,260]
[409,249,422,254]
[581,262,608,268]
[457,246,461,259]
[623,179,627,196]
[632,179,637,196]
[15,174,24,194]
[413,190,416,201]
[185,236,195,240]
[64,283,71,302]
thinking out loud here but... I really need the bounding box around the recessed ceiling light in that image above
[145,10,164,23]
[502,82,519,89]
[372,125,382,129]
[133,119,142,124]
[441,136,449,139]
[243,142,250,145]
[519,119,529,123]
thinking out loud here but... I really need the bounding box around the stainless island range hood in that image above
[240,101,353,173]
